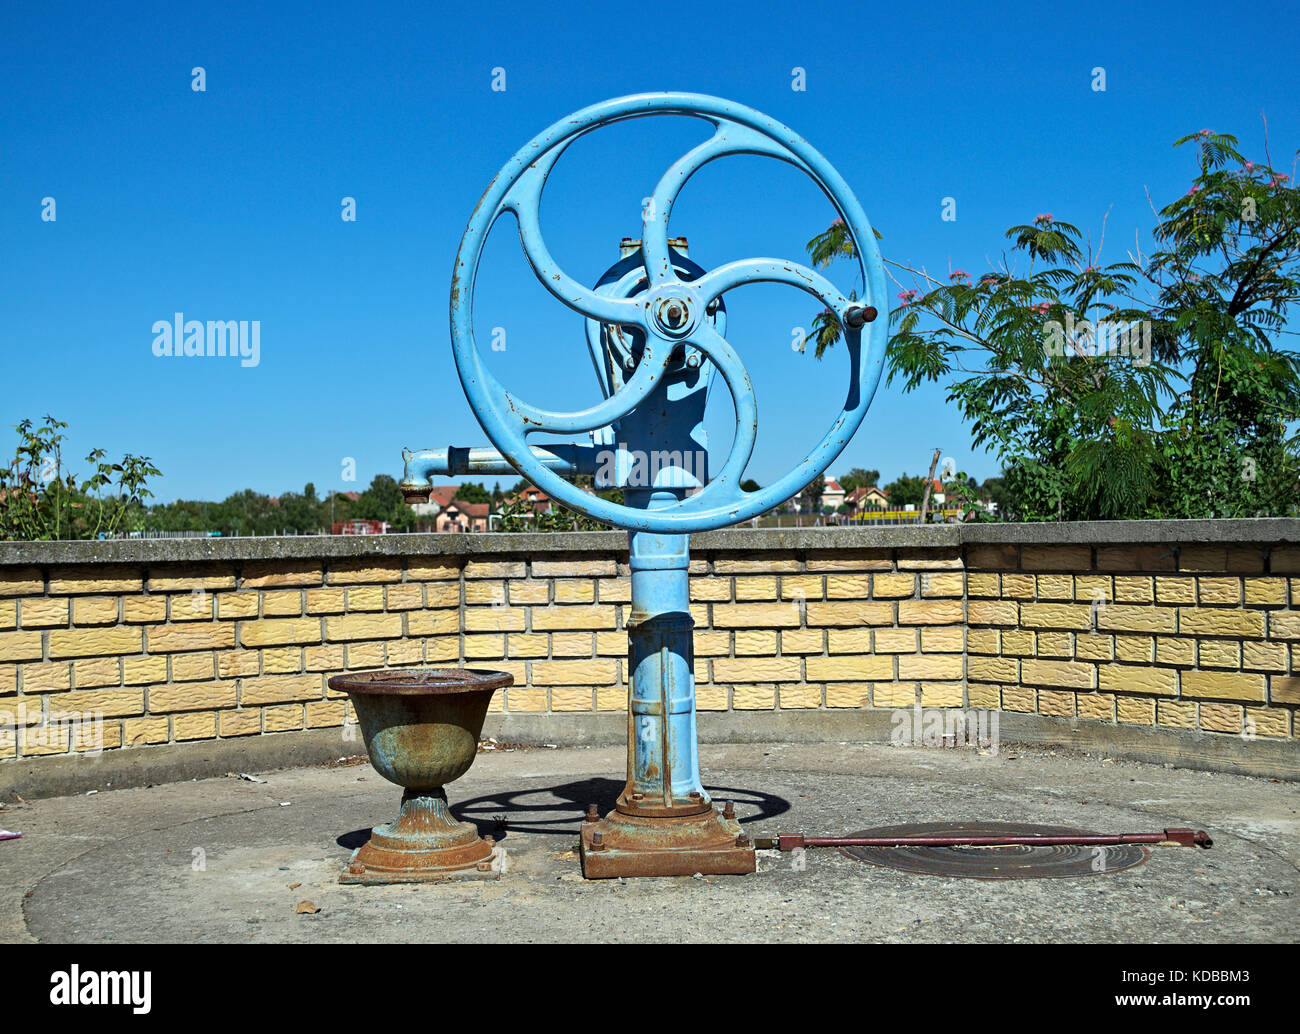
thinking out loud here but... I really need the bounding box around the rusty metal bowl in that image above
[326,668,514,884]
[328,668,512,791]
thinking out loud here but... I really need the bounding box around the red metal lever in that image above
[763,828,1212,851]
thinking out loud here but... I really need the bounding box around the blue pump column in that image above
[621,490,706,812]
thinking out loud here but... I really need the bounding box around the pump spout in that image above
[400,443,600,504]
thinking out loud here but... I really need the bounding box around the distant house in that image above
[861,486,889,510]
[332,519,388,535]
[436,500,490,533]
[508,485,553,516]
[822,478,845,511]
[409,485,459,518]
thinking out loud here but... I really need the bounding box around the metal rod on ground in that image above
[758,828,1213,850]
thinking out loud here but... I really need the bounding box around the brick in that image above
[1021,545,1091,571]
[425,637,459,663]
[1197,639,1241,669]
[20,598,69,627]
[969,655,1017,683]
[1197,577,1242,605]
[733,630,778,655]
[326,558,403,584]
[551,687,595,711]
[715,603,802,628]
[1076,692,1115,721]
[1155,637,1195,667]
[967,601,1017,626]
[220,709,261,737]
[778,683,822,708]
[805,551,892,572]
[1036,631,1073,658]
[1271,677,1300,705]
[0,600,14,630]
[713,657,801,682]
[1242,641,1287,672]
[261,646,304,674]
[898,600,963,626]
[1181,670,1266,702]
[1038,689,1075,716]
[546,632,590,658]
[171,652,216,681]
[734,576,778,601]
[263,705,303,732]
[826,628,870,653]
[215,592,259,619]
[1021,659,1095,689]
[1021,603,1095,630]
[1116,697,1155,724]
[554,580,597,604]
[385,584,425,610]
[1001,629,1035,655]
[780,575,824,600]
[50,627,144,658]
[23,662,71,692]
[732,685,776,709]
[966,573,1000,598]
[806,655,893,681]
[149,682,238,713]
[385,638,424,666]
[261,589,305,616]
[898,655,962,680]
[507,581,549,605]
[242,560,323,588]
[1114,635,1152,664]
[345,586,386,612]
[0,631,43,662]
[1096,546,1176,572]
[504,633,547,659]
[505,687,545,712]
[919,683,963,708]
[169,591,215,621]
[599,578,632,603]
[869,573,916,598]
[0,567,43,597]
[72,657,120,689]
[1154,577,1196,604]
[122,596,168,623]
[174,713,217,740]
[149,566,237,592]
[218,651,262,678]
[874,628,918,653]
[533,557,617,578]
[463,561,526,580]
[406,558,459,581]
[895,549,962,570]
[1271,546,1300,573]
[1097,606,1178,634]
[530,605,616,631]
[304,588,347,614]
[1097,665,1177,696]
[825,683,872,708]
[1001,574,1035,599]
[1074,575,1112,603]
[123,656,168,684]
[48,566,142,594]
[1075,633,1114,661]
[1034,574,1073,600]
[965,628,999,654]
[144,623,233,653]
[531,660,617,686]
[306,700,347,728]
[324,613,403,640]
[1112,576,1153,604]
[1179,608,1265,638]
[345,642,385,668]
[1244,578,1286,606]
[967,682,1000,709]
[874,683,918,707]
[124,717,170,745]
[1157,700,1197,729]
[240,618,322,647]
[1267,612,1300,639]
[241,674,324,705]
[714,554,801,574]
[1199,702,1242,734]
[21,722,70,755]
[965,544,1017,569]
[1001,685,1035,712]
[780,628,824,654]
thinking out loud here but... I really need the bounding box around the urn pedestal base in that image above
[340,789,500,885]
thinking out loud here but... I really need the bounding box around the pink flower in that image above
[831,217,844,226]
[950,270,969,281]
[1245,161,1254,170]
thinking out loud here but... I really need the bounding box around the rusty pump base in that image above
[581,797,754,879]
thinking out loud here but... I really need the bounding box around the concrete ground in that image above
[2,741,1296,943]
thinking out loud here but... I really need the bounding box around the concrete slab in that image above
[3,741,1296,943]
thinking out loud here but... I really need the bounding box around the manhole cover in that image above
[839,822,1149,879]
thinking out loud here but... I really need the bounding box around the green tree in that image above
[806,127,1300,520]
[883,473,926,508]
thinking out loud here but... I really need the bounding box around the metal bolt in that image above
[689,790,702,799]
[666,303,684,326]
[705,299,719,316]
[685,352,701,369]
[585,803,600,823]
[844,305,878,328]
[722,800,735,820]
[631,792,644,801]
[735,834,751,848]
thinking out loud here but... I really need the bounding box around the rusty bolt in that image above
[666,303,684,326]
[689,790,702,799]
[685,352,701,369]
[631,792,644,801]
[844,305,878,328]
[591,831,605,851]
[722,800,736,820]
[735,834,751,849]
[585,803,600,823]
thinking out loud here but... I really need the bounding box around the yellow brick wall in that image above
[0,538,1296,763]
[966,542,1297,740]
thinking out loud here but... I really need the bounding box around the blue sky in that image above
[3,0,1298,503]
